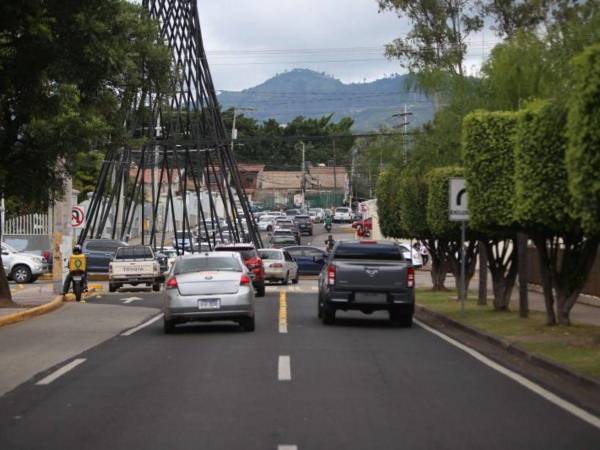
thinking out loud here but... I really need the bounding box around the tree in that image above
[0,1,171,305]
[426,166,478,297]
[463,110,519,311]
[514,99,598,325]
[477,0,550,38]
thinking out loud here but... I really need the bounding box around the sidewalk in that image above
[0,281,59,319]
[416,271,600,327]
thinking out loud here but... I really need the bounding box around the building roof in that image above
[259,171,303,190]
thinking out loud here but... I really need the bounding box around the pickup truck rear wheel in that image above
[241,317,255,332]
[390,310,413,327]
[322,305,335,325]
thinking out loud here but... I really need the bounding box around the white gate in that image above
[3,213,50,236]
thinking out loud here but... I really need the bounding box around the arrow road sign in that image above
[122,297,143,304]
[449,178,469,222]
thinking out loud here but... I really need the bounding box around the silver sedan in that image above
[163,252,255,333]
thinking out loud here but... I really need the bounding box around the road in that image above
[0,226,599,449]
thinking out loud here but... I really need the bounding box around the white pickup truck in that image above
[109,246,161,292]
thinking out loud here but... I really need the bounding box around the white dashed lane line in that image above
[36,359,87,386]
[278,355,292,381]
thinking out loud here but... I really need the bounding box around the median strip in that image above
[36,358,86,386]
[279,290,288,334]
[0,295,64,328]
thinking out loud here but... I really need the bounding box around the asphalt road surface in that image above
[1,226,599,449]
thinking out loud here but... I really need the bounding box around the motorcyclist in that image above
[62,245,88,299]
[325,234,336,252]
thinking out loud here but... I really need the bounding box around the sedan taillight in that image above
[270,263,283,268]
[407,267,415,288]
[240,274,251,285]
[327,264,336,286]
[166,277,178,289]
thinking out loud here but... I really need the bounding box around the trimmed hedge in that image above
[399,175,429,239]
[426,166,464,238]
[462,110,519,231]
[514,100,570,231]
[567,44,600,236]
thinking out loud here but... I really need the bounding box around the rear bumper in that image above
[164,290,254,321]
[110,275,158,284]
[323,289,415,312]
[264,267,286,280]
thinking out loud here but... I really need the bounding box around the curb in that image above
[0,295,64,328]
[415,304,600,389]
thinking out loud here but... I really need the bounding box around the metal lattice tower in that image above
[79,0,262,252]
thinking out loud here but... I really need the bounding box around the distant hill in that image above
[217,69,435,132]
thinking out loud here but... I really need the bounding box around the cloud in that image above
[198,0,409,90]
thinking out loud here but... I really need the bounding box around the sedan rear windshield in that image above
[294,216,311,223]
[259,250,282,260]
[336,208,350,213]
[174,257,242,275]
[215,247,258,260]
[115,247,154,259]
[334,244,404,261]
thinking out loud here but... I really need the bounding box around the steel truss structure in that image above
[79,0,262,252]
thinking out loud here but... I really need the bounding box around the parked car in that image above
[82,239,128,273]
[214,243,265,297]
[1,242,46,284]
[284,245,328,275]
[333,207,353,223]
[259,248,299,285]
[294,214,313,236]
[108,245,162,292]
[163,252,255,333]
[317,240,415,326]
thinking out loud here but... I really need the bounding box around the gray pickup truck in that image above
[317,240,415,326]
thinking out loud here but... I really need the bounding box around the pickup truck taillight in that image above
[108,265,113,274]
[327,264,336,286]
[166,277,178,289]
[407,267,415,288]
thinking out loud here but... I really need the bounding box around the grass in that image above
[417,289,600,381]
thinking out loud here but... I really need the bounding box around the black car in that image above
[82,239,128,273]
[294,215,313,236]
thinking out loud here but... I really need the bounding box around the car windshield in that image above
[215,247,258,260]
[295,216,310,223]
[115,247,153,259]
[259,250,282,260]
[174,257,242,274]
[334,243,404,261]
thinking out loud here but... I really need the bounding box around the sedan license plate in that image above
[355,292,387,304]
[198,299,221,310]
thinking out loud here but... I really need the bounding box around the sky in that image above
[198,0,495,92]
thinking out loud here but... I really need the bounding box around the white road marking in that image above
[415,319,600,430]
[36,359,86,386]
[278,355,291,381]
[121,313,164,336]
[122,297,143,304]
[278,446,298,450]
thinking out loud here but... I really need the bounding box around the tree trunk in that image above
[485,239,518,311]
[430,256,447,291]
[0,254,15,307]
[533,236,557,325]
[446,240,478,300]
[517,232,529,318]
[478,241,488,306]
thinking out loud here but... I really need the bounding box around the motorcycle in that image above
[324,222,332,232]
[70,269,85,303]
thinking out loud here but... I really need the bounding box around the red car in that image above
[351,217,373,237]
[214,244,266,297]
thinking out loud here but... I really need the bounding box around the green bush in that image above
[462,110,519,232]
[376,170,404,238]
[567,44,600,236]
[426,166,464,238]
[514,100,570,231]
[399,176,429,239]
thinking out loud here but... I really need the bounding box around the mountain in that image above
[217,69,435,132]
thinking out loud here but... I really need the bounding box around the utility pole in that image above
[350,147,358,207]
[332,138,337,209]
[300,142,306,210]
[393,104,413,165]
[52,166,73,294]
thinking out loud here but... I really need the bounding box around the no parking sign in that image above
[71,206,86,229]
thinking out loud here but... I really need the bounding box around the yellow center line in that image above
[279,289,288,334]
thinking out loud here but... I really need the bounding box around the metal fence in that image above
[3,213,50,236]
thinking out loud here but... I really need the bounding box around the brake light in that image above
[327,264,336,286]
[270,263,283,268]
[240,274,251,285]
[407,267,415,288]
[166,277,178,289]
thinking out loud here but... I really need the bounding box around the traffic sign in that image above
[71,206,86,229]
[449,178,469,222]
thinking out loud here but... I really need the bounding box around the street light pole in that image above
[393,104,413,165]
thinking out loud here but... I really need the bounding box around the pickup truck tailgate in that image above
[334,260,408,291]
[111,261,155,276]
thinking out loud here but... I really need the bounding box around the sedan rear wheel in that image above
[163,318,175,334]
[11,265,32,284]
[282,272,289,285]
[241,317,255,332]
